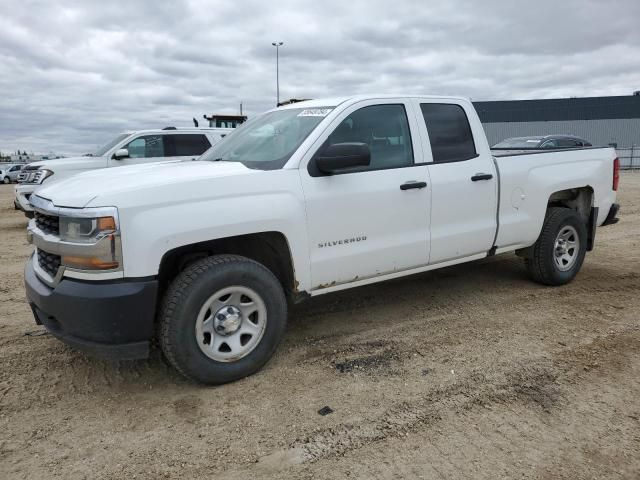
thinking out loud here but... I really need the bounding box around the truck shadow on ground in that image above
[22,252,618,395]
[288,254,529,327]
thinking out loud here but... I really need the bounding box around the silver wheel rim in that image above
[195,285,267,362]
[554,225,579,271]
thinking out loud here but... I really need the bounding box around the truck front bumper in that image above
[15,184,35,216]
[24,257,158,360]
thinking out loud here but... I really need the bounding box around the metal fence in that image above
[617,146,640,169]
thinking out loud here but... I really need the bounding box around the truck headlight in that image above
[24,169,54,184]
[60,216,117,243]
[59,211,121,270]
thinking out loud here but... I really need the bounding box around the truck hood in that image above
[28,155,108,171]
[35,160,256,208]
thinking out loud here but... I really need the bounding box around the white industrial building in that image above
[8,151,64,163]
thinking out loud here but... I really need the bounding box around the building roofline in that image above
[474,94,640,123]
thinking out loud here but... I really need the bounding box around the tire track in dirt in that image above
[218,326,638,479]
[255,329,638,480]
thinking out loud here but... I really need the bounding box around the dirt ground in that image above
[0,174,639,480]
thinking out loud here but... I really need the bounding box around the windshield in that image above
[93,133,131,157]
[201,107,333,169]
[492,138,543,149]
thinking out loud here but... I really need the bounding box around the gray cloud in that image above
[1,0,639,154]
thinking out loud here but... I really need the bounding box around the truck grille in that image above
[35,212,59,235]
[37,249,61,277]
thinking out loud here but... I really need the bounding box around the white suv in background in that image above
[15,127,231,216]
[2,164,25,184]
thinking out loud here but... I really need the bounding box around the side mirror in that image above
[113,148,129,160]
[315,142,370,174]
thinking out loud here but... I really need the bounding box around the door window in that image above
[125,135,165,158]
[541,140,558,149]
[556,138,581,148]
[170,134,212,156]
[420,103,476,163]
[323,104,414,171]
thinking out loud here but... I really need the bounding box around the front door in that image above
[299,100,431,290]
[112,134,168,166]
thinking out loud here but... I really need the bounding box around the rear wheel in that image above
[525,207,587,286]
[159,254,287,384]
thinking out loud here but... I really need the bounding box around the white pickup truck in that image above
[24,95,620,384]
[14,127,230,216]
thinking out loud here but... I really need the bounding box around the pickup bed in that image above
[24,95,620,384]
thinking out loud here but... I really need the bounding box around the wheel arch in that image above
[518,185,596,258]
[157,231,301,302]
[546,185,597,251]
[546,185,594,223]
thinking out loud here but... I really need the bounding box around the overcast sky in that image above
[1,0,639,155]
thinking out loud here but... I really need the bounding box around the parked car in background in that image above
[24,95,619,384]
[15,127,231,216]
[492,135,592,151]
[1,164,25,184]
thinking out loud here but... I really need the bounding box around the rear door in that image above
[299,99,431,289]
[412,100,498,264]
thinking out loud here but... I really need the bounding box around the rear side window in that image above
[556,138,581,148]
[170,134,212,156]
[420,104,476,163]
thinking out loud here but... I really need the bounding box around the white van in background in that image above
[15,127,232,216]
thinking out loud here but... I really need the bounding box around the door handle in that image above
[471,173,493,181]
[400,181,427,190]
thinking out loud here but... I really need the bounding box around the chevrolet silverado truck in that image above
[24,95,620,384]
[15,127,230,216]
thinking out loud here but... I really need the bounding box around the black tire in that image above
[2,177,9,184]
[159,254,287,384]
[525,207,587,286]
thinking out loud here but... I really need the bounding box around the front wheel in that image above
[158,254,287,384]
[2,177,9,184]
[525,207,587,286]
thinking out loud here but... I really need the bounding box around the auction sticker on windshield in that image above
[297,108,333,117]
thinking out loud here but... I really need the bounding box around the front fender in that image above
[117,170,312,291]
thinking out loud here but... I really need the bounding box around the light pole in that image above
[271,41,283,106]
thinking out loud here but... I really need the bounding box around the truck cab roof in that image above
[117,127,231,136]
[275,94,472,111]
